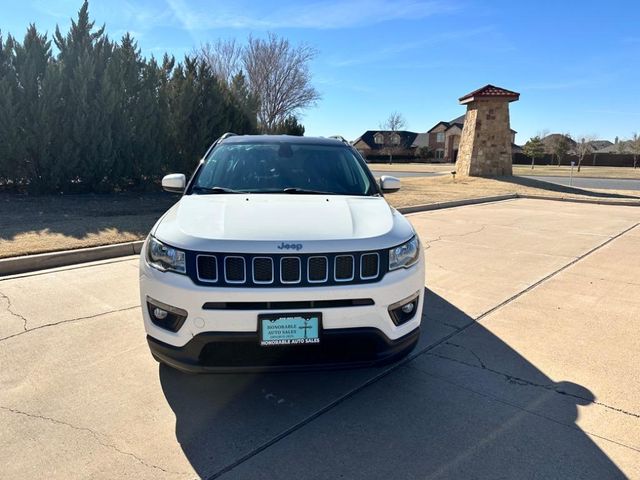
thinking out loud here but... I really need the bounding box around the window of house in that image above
[435,149,444,159]
[374,133,384,145]
[390,133,400,146]
[436,132,445,143]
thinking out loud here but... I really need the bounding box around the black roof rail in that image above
[202,132,238,159]
[329,135,350,145]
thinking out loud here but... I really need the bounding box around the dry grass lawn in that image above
[1,176,639,260]
[385,175,640,208]
[367,163,454,173]
[0,193,176,259]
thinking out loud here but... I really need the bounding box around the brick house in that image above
[352,130,419,160]
[352,114,518,163]
[426,115,517,162]
[426,115,466,161]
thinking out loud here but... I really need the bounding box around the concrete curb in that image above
[397,194,518,214]
[0,241,144,276]
[2,193,639,277]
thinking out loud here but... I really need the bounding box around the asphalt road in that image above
[521,175,640,191]
[370,170,640,191]
[1,199,639,479]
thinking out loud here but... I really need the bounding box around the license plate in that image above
[259,312,321,347]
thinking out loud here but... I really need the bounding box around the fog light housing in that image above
[388,291,420,326]
[153,307,168,320]
[401,303,415,314]
[146,297,188,332]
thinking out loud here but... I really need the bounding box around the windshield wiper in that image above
[192,186,245,194]
[282,187,339,195]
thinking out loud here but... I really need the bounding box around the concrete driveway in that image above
[1,199,639,479]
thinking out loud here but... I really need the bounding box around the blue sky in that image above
[2,0,639,143]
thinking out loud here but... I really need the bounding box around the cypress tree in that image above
[0,34,20,185]
[13,25,55,191]
[0,1,280,192]
[53,0,112,191]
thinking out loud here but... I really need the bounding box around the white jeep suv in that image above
[139,134,425,372]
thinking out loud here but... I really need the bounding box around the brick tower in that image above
[455,85,520,177]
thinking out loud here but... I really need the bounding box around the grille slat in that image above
[253,257,274,284]
[225,257,246,283]
[335,255,355,281]
[196,255,218,282]
[280,257,301,283]
[308,256,328,283]
[360,253,379,279]
[196,251,384,287]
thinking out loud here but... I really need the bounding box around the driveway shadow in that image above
[159,289,626,479]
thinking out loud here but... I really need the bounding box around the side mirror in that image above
[380,175,401,193]
[162,174,186,193]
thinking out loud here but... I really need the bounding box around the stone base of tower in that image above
[455,98,514,177]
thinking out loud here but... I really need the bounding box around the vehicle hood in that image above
[153,194,414,253]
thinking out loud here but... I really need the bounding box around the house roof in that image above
[594,140,631,154]
[541,134,577,153]
[426,121,450,133]
[459,84,520,104]
[447,115,465,127]
[428,113,515,134]
[588,140,613,152]
[427,115,465,133]
[354,130,419,150]
[411,133,430,148]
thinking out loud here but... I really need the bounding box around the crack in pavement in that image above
[423,314,468,332]
[0,290,28,331]
[445,341,487,369]
[424,350,640,420]
[0,305,140,342]
[0,405,189,476]
[422,224,488,249]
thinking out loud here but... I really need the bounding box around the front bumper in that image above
[139,244,425,372]
[148,327,420,373]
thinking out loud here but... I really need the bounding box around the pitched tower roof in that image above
[459,84,520,104]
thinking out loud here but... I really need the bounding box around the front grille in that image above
[192,250,384,287]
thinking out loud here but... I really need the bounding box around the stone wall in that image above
[456,99,513,177]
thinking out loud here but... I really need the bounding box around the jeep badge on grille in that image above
[277,242,303,251]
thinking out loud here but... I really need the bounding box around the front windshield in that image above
[190,142,376,196]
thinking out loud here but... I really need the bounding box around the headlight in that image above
[146,236,186,274]
[389,236,420,271]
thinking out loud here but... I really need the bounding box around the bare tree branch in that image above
[243,33,321,133]
[573,134,596,172]
[198,39,242,86]
[631,132,640,169]
[379,111,406,131]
